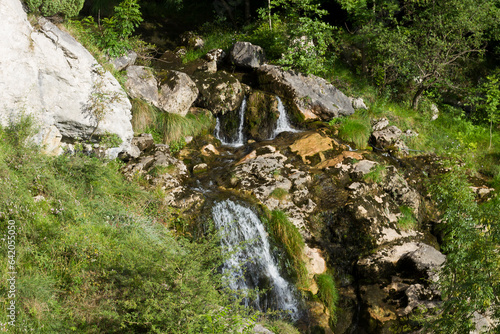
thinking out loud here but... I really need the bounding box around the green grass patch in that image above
[398,206,417,230]
[363,164,387,184]
[0,117,259,333]
[270,187,289,201]
[315,273,339,325]
[263,210,309,289]
[156,109,215,144]
[338,116,371,149]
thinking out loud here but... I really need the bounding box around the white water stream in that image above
[214,97,247,147]
[270,96,299,139]
[212,199,300,319]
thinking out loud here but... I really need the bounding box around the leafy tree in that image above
[25,0,84,17]
[481,74,500,150]
[336,0,500,109]
[258,0,336,75]
[426,169,500,333]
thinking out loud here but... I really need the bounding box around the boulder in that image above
[125,66,159,107]
[0,1,133,158]
[351,97,367,110]
[180,31,204,50]
[244,91,280,141]
[132,133,155,152]
[158,70,199,116]
[258,65,354,120]
[205,48,226,65]
[230,42,266,69]
[110,50,137,71]
[193,71,244,115]
[370,119,409,153]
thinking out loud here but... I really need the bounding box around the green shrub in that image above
[25,0,84,17]
[338,117,371,149]
[315,273,339,324]
[263,210,309,288]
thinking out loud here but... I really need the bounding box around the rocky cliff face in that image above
[0,0,133,157]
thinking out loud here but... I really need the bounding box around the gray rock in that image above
[351,160,378,179]
[205,48,226,64]
[180,32,204,50]
[230,42,266,68]
[398,243,446,282]
[431,103,439,121]
[258,65,354,120]
[252,324,273,334]
[372,118,390,131]
[351,97,368,110]
[132,133,155,152]
[125,66,159,107]
[110,50,137,71]
[193,71,244,115]
[371,125,408,152]
[158,70,199,116]
[0,1,133,158]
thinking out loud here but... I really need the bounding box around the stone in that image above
[252,324,273,334]
[372,118,390,131]
[132,133,155,152]
[193,71,244,115]
[0,2,133,158]
[398,243,446,282]
[201,144,219,156]
[351,97,367,110]
[244,91,280,141]
[258,65,355,120]
[371,125,409,153]
[431,103,439,121]
[158,70,199,116]
[230,41,266,69]
[350,160,378,179]
[205,48,226,64]
[180,31,204,50]
[289,132,339,164]
[110,50,137,71]
[193,163,208,174]
[125,66,159,107]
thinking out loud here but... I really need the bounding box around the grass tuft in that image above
[338,117,371,149]
[315,273,339,325]
[398,206,417,230]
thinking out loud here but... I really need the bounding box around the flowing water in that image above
[212,199,300,320]
[270,96,299,139]
[214,96,247,147]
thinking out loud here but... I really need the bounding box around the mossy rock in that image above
[244,91,280,141]
[193,71,244,115]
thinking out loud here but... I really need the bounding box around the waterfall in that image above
[271,96,299,139]
[212,199,300,320]
[214,97,247,147]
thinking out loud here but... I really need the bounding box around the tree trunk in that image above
[412,85,427,110]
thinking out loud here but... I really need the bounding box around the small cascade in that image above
[271,96,299,139]
[214,97,247,147]
[212,200,300,320]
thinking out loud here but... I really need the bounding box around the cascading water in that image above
[212,199,300,320]
[270,96,299,139]
[214,96,247,147]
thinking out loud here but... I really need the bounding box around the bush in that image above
[25,0,84,17]
[338,117,371,149]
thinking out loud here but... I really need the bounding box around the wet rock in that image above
[193,163,208,174]
[132,133,155,152]
[126,66,159,107]
[244,91,280,141]
[158,70,199,116]
[201,144,220,156]
[289,132,340,164]
[258,65,354,120]
[230,41,266,69]
[193,71,244,115]
[110,50,137,71]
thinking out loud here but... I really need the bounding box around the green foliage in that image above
[397,206,417,231]
[254,0,336,75]
[315,273,339,324]
[156,110,215,145]
[262,319,301,334]
[182,23,236,63]
[338,116,371,149]
[75,0,143,57]
[263,210,308,288]
[424,168,500,333]
[363,164,386,184]
[25,0,84,17]
[0,118,259,333]
[270,187,288,200]
[99,132,122,149]
[480,74,500,150]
